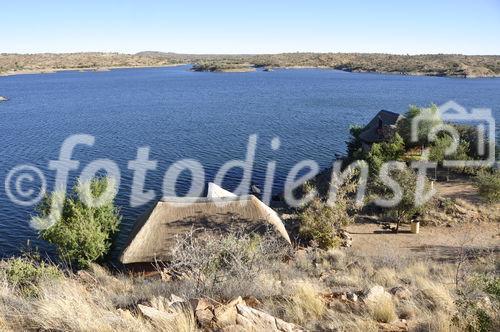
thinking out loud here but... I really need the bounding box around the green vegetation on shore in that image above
[191,61,255,72]
[1,52,500,77]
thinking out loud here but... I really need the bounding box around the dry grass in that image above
[0,229,497,331]
[414,278,455,313]
[372,267,398,288]
[283,280,326,325]
[367,295,397,323]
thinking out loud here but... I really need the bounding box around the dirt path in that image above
[346,222,499,262]
[433,176,484,204]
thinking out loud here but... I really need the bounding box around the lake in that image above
[0,65,499,257]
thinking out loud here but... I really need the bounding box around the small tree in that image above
[298,178,355,249]
[397,104,442,148]
[372,167,430,232]
[475,170,500,203]
[346,125,365,161]
[34,177,121,269]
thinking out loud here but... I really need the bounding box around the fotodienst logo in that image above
[3,100,497,230]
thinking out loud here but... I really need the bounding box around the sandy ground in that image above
[346,222,499,262]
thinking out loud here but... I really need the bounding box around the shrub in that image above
[298,172,357,250]
[167,230,290,300]
[298,199,344,249]
[2,257,62,297]
[429,134,470,165]
[366,133,405,174]
[35,177,121,269]
[475,170,500,203]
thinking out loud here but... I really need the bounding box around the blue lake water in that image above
[0,65,499,257]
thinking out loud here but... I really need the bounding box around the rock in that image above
[137,304,177,323]
[190,298,215,328]
[221,325,248,332]
[243,296,262,308]
[378,319,409,331]
[190,297,302,331]
[337,229,353,247]
[168,294,185,306]
[235,304,304,332]
[347,292,358,302]
[149,296,168,311]
[117,308,134,320]
[214,304,238,328]
[214,297,246,328]
[364,285,392,304]
[324,291,359,303]
[390,286,412,301]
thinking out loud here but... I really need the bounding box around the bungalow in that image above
[120,184,291,265]
[359,110,404,150]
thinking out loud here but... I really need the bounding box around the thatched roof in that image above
[120,195,291,264]
[359,110,404,144]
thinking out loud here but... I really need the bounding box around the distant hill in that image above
[1,52,499,77]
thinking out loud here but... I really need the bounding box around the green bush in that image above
[453,274,499,332]
[429,134,469,165]
[475,170,500,203]
[397,104,442,148]
[3,257,62,297]
[298,199,343,249]
[34,177,121,269]
[366,133,405,174]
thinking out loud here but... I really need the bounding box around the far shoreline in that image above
[1,64,500,79]
[0,63,187,77]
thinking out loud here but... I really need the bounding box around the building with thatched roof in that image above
[120,194,291,265]
[359,110,404,149]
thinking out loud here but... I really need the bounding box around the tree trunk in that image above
[395,218,401,233]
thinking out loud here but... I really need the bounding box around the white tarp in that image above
[207,182,237,198]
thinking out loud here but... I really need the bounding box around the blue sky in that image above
[2,0,500,54]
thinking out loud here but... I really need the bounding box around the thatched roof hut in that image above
[359,110,404,145]
[120,195,291,264]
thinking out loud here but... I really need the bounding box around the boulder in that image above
[189,297,303,331]
[190,298,216,328]
[235,304,304,332]
[364,285,392,304]
[214,304,238,328]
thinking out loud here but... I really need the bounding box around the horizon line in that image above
[2,51,500,57]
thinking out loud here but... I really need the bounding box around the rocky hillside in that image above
[1,52,499,77]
